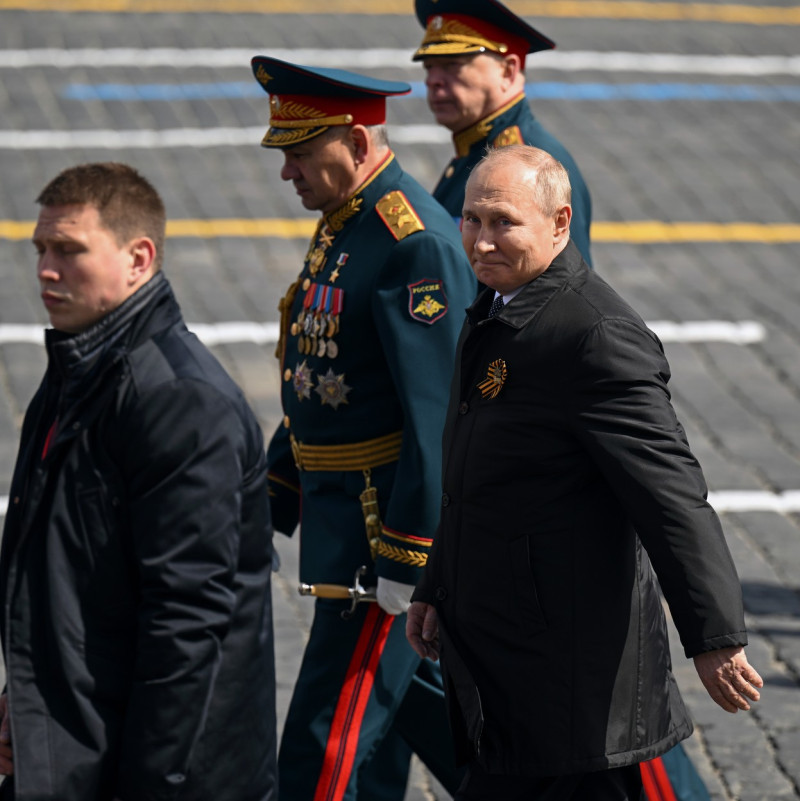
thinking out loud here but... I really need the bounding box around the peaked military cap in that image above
[412,0,555,65]
[251,56,411,149]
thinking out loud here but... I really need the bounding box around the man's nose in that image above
[424,67,444,88]
[37,253,59,282]
[280,160,300,182]
[474,229,495,252]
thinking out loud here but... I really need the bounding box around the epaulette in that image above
[376,190,426,241]
[492,125,524,148]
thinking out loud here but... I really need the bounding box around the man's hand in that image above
[406,601,440,661]
[0,693,13,776]
[376,577,415,615]
[693,646,763,713]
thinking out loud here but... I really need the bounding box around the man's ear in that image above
[553,205,572,244]
[501,53,522,88]
[349,125,370,166]
[128,237,157,284]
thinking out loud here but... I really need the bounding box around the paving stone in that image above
[1,3,799,798]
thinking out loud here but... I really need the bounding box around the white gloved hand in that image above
[376,577,415,616]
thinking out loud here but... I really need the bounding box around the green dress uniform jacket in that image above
[414,241,746,776]
[433,94,594,268]
[267,152,476,588]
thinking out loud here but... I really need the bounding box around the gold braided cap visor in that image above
[412,13,528,61]
[261,94,384,149]
[413,33,506,59]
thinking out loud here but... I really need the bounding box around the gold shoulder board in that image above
[376,190,426,241]
[492,125,524,148]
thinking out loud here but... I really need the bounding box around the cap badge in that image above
[255,64,273,85]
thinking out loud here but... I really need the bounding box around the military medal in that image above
[305,224,335,276]
[330,252,349,283]
[317,338,327,358]
[308,248,326,275]
[328,288,344,353]
[315,368,351,409]
[477,359,507,399]
[293,360,314,401]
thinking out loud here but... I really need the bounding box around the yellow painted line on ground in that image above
[165,218,316,239]
[0,0,797,24]
[3,219,800,243]
[592,222,800,243]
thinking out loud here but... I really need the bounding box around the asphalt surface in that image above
[0,2,799,799]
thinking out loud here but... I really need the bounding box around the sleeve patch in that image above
[407,278,449,324]
[376,190,426,241]
[492,125,524,148]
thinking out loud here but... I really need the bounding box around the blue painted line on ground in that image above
[62,81,800,103]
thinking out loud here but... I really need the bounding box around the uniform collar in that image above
[467,240,586,329]
[452,94,526,158]
[321,151,398,233]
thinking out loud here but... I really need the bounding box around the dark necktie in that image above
[488,295,505,318]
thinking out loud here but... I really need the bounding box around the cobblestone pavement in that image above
[0,2,799,798]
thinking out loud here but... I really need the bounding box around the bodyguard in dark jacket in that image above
[0,163,277,800]
[407,146,763,800]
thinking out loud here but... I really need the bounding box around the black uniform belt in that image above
[290,431,403,472]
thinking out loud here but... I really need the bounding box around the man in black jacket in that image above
[0,162,277,800]
[406,146,763,800]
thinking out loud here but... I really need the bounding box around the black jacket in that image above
[414,241,747,776]
[0,273,276,800]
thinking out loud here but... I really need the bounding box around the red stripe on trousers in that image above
[641,757,679,801]
[313,604,394,801]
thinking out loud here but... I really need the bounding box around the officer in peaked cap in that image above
[412,0,594,269]
[251,56,475,800]
[254,58,411,150]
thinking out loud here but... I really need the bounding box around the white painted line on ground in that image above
[0,322,281,346]
[1,48,799,76]
[3,491,800,518]
[187,322,280,346]
[708,491,800,513]
[0,324,46,344]
[0,125,451,149]
[648,320,766,344]
[0,321,764,346]
[0,127,267,149]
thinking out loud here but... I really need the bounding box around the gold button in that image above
[445,165,454,178]
[283,415,291,428]
[283,368,292,381]
[291,323,299,336]
[302,277,311,290]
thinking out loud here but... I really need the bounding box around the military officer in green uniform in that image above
[412,0,594,268]
[251,56,475,800]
